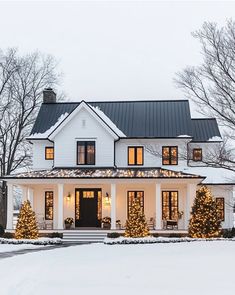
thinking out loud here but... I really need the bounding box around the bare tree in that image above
[175,20,235,172]
[0,48,60,226]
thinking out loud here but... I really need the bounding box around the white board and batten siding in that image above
[53,107,115,167]
[32,140,54,170]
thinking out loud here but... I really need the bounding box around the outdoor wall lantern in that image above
[66,193,71,202]
[104,192,111,205]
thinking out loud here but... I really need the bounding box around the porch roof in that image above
[3,167,204,179]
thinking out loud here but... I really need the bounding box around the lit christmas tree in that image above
[15,200,39,239]
[189,186,221,238]
[125,198,149,238]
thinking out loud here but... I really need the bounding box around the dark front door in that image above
[75,189,101,227]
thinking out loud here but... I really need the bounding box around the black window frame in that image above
[216,197,225,222]
[193,148,202,162]
[45,191,54,221]
[77,141,96,165]
[162,191,179,220]
[127,146,144,166]
[45,146,54,160]
[162,146,178,165]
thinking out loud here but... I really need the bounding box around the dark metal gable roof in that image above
[191,119,221,142]
[30,100,221,141]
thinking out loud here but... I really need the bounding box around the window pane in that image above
[162,191,178,220]
[170,192,178,220]
[87,142,95,164]
[171,147,178,165]
[137,148,143,165]
[77,143,85,164]
[128,191,144,217]
[128,148,135,165]
[216,198,224,221]
[83,191,95,198]
[45,147,54,160]
[162,147,170,165]
[45,191,53,220]
[193,149,202,161]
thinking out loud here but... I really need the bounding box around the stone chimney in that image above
[43,88,56,103]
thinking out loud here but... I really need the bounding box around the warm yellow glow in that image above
[128,147,135,165]
[66,193,71,202]
[137,147,143,165]
[15,200,39,239]
[45,147,54,160]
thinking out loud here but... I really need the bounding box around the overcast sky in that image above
[0,0,234,111]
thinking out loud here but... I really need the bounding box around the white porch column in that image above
[57,183,64,230]
[185,183,197,228]
[111,183,116,230]
[6,183,13,230]
[21,186,28,203]
[155,182,161,229]
[28,188,34,209]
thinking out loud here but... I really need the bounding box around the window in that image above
[193,148,202,161]
[127,191,144,218]
[128,147,143,165]
[162,191,178,220]
[77,141,95,165]
[162,146,178,165]
[45,147,54,160]
[45,191,53,220]
[216,197,225,221]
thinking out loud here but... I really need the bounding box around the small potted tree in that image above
[64,217,74,230]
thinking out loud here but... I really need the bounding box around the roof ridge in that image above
[43,99,189,104]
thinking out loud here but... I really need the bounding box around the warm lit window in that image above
[127,191,144,218]
[162,191,178,220]
[45,191,53,220]
[77,141,95,165]
[193,148,202,161]
[162,146,178,165]
[216,197,225,221]
[45,147,54,160]
[128,147,143,165]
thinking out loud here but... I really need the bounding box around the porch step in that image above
[63,230,109,244]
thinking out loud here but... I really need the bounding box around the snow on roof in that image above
[207,136,223,142]
[89,105,126,137]
[169,166,235,184]
[28,112,69,139]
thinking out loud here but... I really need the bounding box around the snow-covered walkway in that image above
[0,241,234,295]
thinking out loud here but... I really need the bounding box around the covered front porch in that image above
[5,168,203,232]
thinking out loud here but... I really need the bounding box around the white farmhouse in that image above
[2,88,235,241]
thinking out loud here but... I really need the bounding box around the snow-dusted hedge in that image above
[0,237,62,245]
[104,236,235,245]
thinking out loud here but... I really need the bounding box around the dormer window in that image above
[162,146,178,165]
[193,148,202,161]
[45,147,54,160]
[128,146,143,165]
[77,141,95,165]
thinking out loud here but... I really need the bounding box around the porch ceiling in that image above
[2,167,204,180]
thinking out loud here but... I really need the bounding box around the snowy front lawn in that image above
[0,241,234,295]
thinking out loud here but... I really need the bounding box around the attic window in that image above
[82,119,86,127]
[45,147,54,160]
[193,148,202,161]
